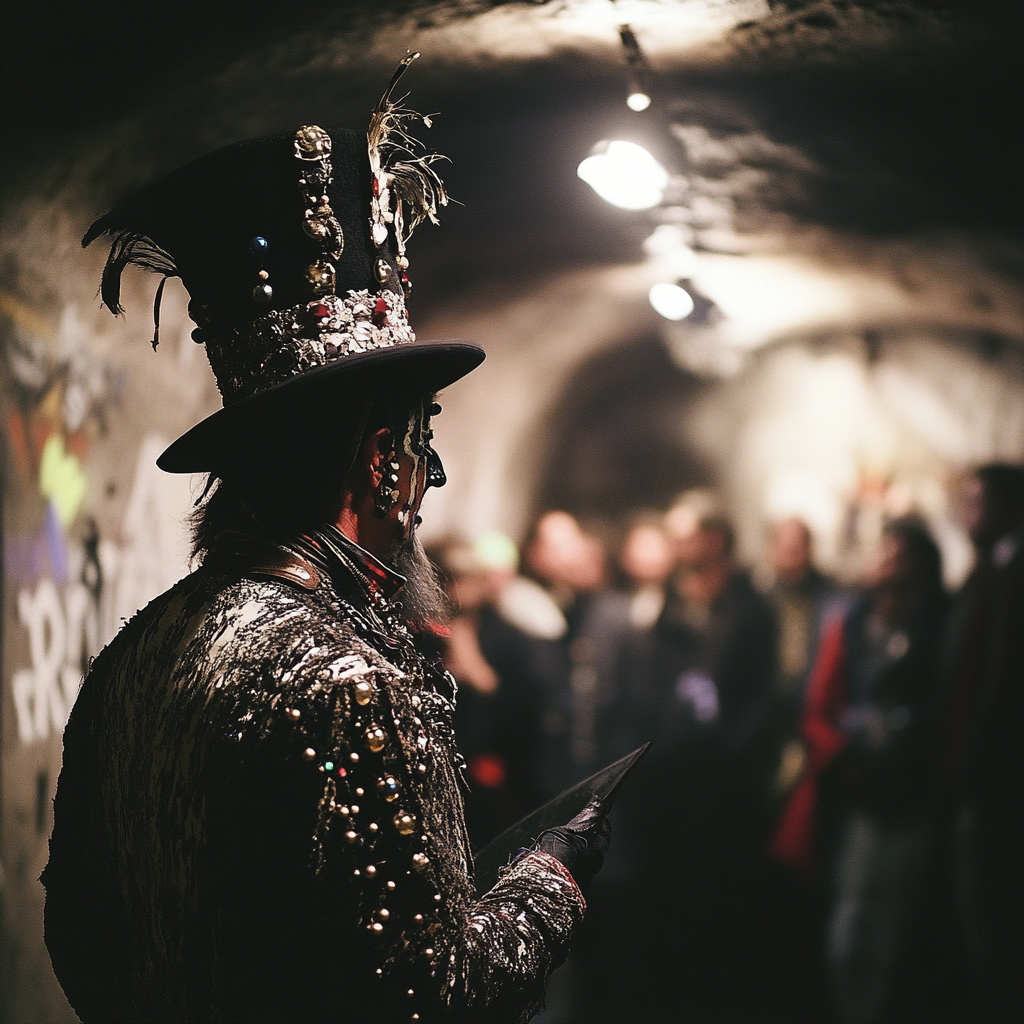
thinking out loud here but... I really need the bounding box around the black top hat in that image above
[84,54,484,475]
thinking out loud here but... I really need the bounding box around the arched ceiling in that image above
[2,1,1021,301]
[1,0,1020,552]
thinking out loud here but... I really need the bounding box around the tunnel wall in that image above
[0,189,218,1020]
[2,190,1023,1023]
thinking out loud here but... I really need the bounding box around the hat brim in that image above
[157,339,484,474]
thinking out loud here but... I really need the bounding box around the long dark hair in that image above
[189,386,420,561]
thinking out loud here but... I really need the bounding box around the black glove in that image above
[534,795,611,893]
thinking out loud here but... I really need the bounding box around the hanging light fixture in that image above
[619,25,652,112]
[577,140,668,210]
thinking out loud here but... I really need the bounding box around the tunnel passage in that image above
[536,330,714,528]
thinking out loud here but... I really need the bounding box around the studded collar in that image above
[294,524,406,610]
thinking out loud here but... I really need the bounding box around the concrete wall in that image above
[0,198,218,1020]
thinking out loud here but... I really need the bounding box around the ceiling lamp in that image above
[577,140,668,210]
[619,25,653,112]
[649,282,695,321]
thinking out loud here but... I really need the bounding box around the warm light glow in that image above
[577,140,668,210]
[643,224,687,255]
[644,225,699,277]
[649,282,694,320]
[627,91,652,111]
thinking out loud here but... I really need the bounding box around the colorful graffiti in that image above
[2,292,194,745]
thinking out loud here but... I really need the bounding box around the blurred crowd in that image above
[425,462,1024,1024]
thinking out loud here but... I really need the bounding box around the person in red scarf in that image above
[771,517,947,1024]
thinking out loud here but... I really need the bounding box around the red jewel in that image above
[372,176,380,197]
[338,767,347,777]
[372,297,389,327]
[311,301,331,320]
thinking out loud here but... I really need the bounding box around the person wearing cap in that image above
[41,57,609,1024]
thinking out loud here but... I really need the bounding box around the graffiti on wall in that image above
[2,292,194,745]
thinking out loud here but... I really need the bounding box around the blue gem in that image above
[250,235,269,256]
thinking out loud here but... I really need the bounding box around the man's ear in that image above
[361,427,392,489]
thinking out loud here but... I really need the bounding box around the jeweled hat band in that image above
[202,289,416,405]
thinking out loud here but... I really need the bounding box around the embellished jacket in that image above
[42,527,584,1024]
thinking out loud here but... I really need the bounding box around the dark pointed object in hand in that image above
[472,742,652,894]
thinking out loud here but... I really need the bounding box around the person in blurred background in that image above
[652,492,780,814]
[942,463,1024,1023]
[622,490,780,1020]
[764,517,845,805]
[521,510,634,801]
[513,510,640,1024]
[760,516,846,1017]
[427,531,544,848]
[772,517,947,1024]
[617,514,674,630]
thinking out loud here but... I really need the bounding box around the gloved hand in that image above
[534,795,611,893]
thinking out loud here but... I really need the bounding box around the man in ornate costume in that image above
[42,57,609,1024]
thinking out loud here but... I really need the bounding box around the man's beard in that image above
[389,530,451,629]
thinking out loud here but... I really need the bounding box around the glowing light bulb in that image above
[649,282,694,321]
[577,141,668,210]
[627,91,651,111]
